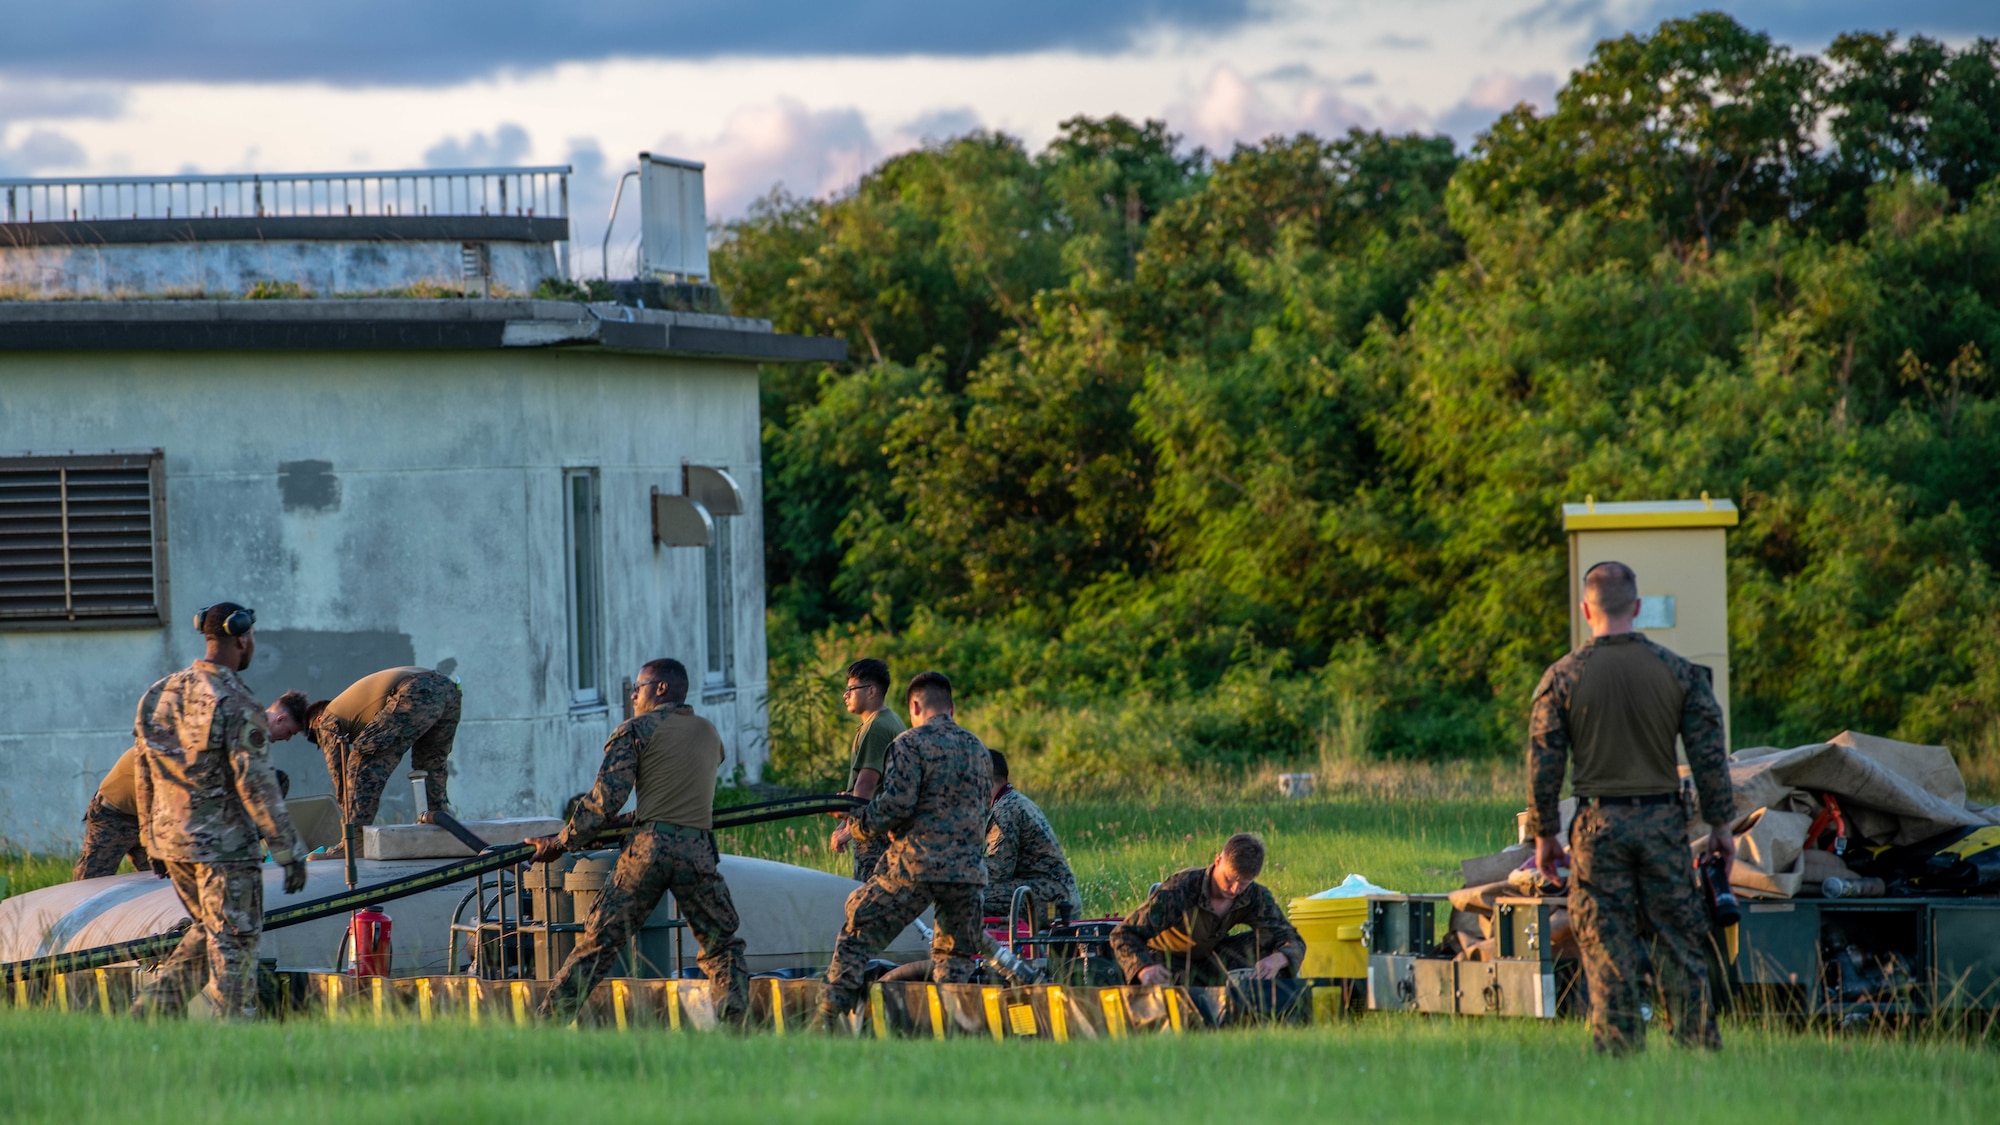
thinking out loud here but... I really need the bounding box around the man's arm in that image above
[984,803,1021,884]
[1526,663,1572,839]
[131,691,157,853]
[1108,879,1185,983]
[851,736,919,841]
[224,700,304,863]
[1247,886,1308,970]
[1679,663,1736,828]
[556,724,642,852]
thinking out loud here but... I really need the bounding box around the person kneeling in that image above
[1108,833,1303,987]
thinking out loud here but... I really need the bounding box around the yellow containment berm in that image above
[1287,895,1369,978]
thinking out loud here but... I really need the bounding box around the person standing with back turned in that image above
[131,603,308,1020]
[1529,561,1736,1055]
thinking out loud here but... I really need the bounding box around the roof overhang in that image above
[1562,497,1740,531]
[0,299,847,364]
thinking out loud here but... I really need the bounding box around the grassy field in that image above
[4,769,1996,1123]
[2,1009,1997,1124]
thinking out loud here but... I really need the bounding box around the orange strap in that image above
[1806,793,1848,855]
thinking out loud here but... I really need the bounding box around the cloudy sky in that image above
[2,1,1993,275]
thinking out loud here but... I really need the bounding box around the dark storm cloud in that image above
[0,0,1262,86]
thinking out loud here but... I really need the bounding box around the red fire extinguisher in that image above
[350,905,393,977]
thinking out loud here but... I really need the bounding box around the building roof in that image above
[1561,497,1740,531]
[0,299,846,364]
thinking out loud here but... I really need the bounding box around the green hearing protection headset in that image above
[193,605,256,637]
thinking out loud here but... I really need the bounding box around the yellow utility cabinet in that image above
[1562,497,1739,742]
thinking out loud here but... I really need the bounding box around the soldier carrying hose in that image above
[527,658,749,1026]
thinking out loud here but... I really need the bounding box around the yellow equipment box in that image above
[1289,896,1369,979]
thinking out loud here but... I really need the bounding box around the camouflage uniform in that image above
[538,707,748,1025]
[74,746,150,880]
[313,669,459,826]
[1108,865,1305,986]
[981,784,1080,918]
[74,794,149,880]
[130,661,303,1020]
[1529,631,1734,1054]
[821,715,994,1017]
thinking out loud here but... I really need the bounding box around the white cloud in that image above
[1172,65,1427,152]
[423,123,534,169]
[0,128,87,176]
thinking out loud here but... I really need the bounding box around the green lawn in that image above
[2,1009,1996,1125]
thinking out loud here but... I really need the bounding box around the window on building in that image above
[0,451,167,628]
[703,513,734,689]
[564,468,603,707]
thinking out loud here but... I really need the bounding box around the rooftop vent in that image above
[639,154,708,282]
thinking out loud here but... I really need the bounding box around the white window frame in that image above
[702,512,734,690]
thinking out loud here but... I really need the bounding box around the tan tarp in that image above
[1718,731,2000,898]
[1729,731,2000,847]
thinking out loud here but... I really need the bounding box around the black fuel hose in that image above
[3,793,863,984]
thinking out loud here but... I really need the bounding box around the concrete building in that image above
[0,165,841,851]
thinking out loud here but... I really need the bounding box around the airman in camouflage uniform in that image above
[131,604,308,1021]
[529,658,748,1026]
[982,751,1079,919]
[1109,835,1304,986]
[1529,561,1735,1054]
[307,666,460,834]
[818,671,993,1023]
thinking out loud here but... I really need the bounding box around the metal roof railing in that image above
[1,166,570,225]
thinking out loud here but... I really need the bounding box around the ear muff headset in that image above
[193,605,256,637]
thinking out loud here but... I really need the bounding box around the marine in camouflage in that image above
[133,860,266,1019]
[1528,631,1732,1055]
[1569,802,1721,1053]
[314,669,459,826]
[73,794,149,880]
[848,714,993,884]
[821,877,986,1014]
[129,660,299,1020]
[818,714,994,1018]
[539,824,748,1025]
[1527,633,1732,838]
[981,785,1080,917]
[1108,864,1305,987]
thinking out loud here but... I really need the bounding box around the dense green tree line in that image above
[714,13,2000,780]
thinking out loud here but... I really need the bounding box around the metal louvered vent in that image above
[0,452,167,626]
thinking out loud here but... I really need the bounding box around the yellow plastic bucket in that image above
[1288,896,1369,979]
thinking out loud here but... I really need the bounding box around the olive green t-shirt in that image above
[96,745,141,815]
[846,709,906,791]
[1567,635,1687,798]
[631,706,726,831]
[324,666,426,736]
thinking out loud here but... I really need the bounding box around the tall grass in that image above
[1,1010,1996,1124]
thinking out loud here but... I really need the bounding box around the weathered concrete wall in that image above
[0,346,768,850]
[0,239,556,298]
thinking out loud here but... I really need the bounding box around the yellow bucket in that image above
[1288,896,1369,979]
